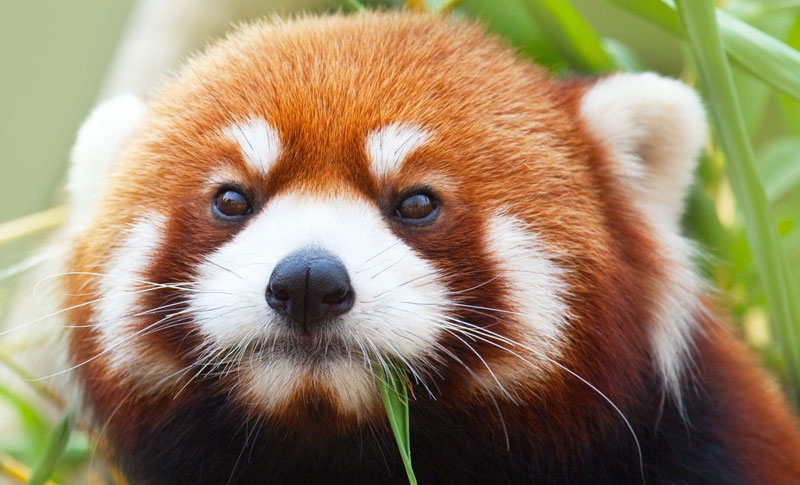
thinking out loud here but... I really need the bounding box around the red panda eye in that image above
[214,189,251,219]
[394,192,438,223]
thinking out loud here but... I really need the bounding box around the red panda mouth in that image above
[245,332,353,363]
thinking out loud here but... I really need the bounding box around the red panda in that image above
[48,11,800,484]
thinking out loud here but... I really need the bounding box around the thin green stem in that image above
[378,366,416,485]
[26,408,76,485]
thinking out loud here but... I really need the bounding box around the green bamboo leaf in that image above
[344,0,365,12]
[520,0,614,72]
[732,68,771,137]
[676,0,800,399]
[779,16,800,132]
[460,0,565,71]
[606,0,800,102]
[718,6,800,102]
[787,226,800,254]
[0,382,49,441]
[603,0,682,36]
[26,409,76,485]
[758,138,800,203]
[377,366,415,485]
[736,1,800,19]
[601,38,644,71]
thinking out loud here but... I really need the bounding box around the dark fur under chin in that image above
[113,330,780,485]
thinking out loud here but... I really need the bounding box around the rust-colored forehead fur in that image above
[94,12,607,261]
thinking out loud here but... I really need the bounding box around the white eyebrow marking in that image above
[223,117,281,174]
[366,122,430,177]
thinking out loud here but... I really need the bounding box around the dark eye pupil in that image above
[397,194,434,219]
[216,190,250,217]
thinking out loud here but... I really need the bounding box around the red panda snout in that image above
[189,191,457,421]
[265,247,356,328]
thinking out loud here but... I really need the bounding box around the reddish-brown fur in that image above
[62,12,800,483]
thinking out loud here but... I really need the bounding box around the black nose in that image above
[266,248,355,330]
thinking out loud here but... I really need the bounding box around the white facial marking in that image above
[366,122,430,178]
[223,117,281,174]
[475,214,571,395]
[579,72,707,402]
[648,234,704,408]
[95,214,181,390]
[190,193,451,416]
[243,358,378,418]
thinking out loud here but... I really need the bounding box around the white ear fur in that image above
[579,73,707,226]
[68,94,146,227]
[581,73,707,401]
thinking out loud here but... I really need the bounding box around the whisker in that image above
[369,249,409,280]
[439,327,517,404]
[62,301,188,328]
[30,307,203,381]
[440,317,644,481]
[33,271,199,297]
[0,285,174,336]
[363,240,402,264]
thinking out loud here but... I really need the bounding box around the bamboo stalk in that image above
[27,409,76,485]
[676,0,800,400]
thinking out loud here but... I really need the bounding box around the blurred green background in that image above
[0,1,134,224]
[0,2,134,278]
[1,0,799,482]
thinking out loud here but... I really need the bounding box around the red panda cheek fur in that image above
[57,12,800,483]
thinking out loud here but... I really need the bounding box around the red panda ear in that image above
[578,73,707,227]
[67,95,147,228]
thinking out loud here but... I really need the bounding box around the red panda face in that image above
[63,12,706,440]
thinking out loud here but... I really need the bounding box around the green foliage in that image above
[676,0,800,400]
[26,409,76,485]
[377,366,416,485]
[519,0,614,72]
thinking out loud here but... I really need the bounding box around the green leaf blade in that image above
[758,137,800,203]
[521,0,614,72]
[377,366,416,485]
[26,409,76,485]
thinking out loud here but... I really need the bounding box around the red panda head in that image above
[63,12,705,443]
